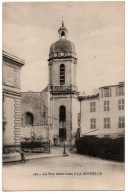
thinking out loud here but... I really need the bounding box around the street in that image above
[3,148,125,191]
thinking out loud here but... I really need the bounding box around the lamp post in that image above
[63,140,66,154]
[49,140,51,153]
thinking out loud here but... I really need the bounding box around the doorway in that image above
[59,128,66,141]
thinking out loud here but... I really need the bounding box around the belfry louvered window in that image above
[60,64,65,85]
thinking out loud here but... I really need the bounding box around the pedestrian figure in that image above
[20,149,25,163]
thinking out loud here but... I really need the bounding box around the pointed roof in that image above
[58,20,67,32]
[62,19,64,27]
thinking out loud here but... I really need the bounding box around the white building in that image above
[79,82,125,138]
[2,51,25,147]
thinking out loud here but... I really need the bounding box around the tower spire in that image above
[62,17,64,27]
[58,18,68,40]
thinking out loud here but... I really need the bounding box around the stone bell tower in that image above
[48,21,79,143]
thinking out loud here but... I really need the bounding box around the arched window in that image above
[60,64,65,85]
[59,106,66,122]
[61,31,65,37]
[25,112,34,125]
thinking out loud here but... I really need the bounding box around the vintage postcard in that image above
[2,1,125,191]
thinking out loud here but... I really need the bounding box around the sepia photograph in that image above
[2,1,125,191]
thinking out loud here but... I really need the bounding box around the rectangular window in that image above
[101,87,111,98]
[119,86,124,96]
[90,102,96,112]
[104,88,111,97]
[104,101,110,111]
[118,117,125,128]
[116,86,118,96]
[90,118,96,129]
[118,99,124,110]
[101,89,103,98]
[116,86,124,96]
[104,118,110,128]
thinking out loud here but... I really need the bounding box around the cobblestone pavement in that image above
[3,147,124,191]
[3,146,67,163]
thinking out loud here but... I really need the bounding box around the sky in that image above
[2,1,125,95]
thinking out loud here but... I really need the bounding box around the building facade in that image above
[20,22,124,144]
[20,22,80,144]
[3,23,125,148]
[21,88,49,141]
[79,82,125,137]
[48,22,79,143]
[2,51,25,147]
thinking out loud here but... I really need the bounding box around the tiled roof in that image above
[49,39,76,59]
[78,93,99,101]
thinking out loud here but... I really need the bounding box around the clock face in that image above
[60,52,64,56]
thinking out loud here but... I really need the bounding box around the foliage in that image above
[75,135,124,162]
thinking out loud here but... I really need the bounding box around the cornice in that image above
[2,50,25,67]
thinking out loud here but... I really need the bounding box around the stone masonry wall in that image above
[3,52,24,146]
[3,60,21,89]
[14,97,22,145]
[21,90,49,139]
[49,59,77,86]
